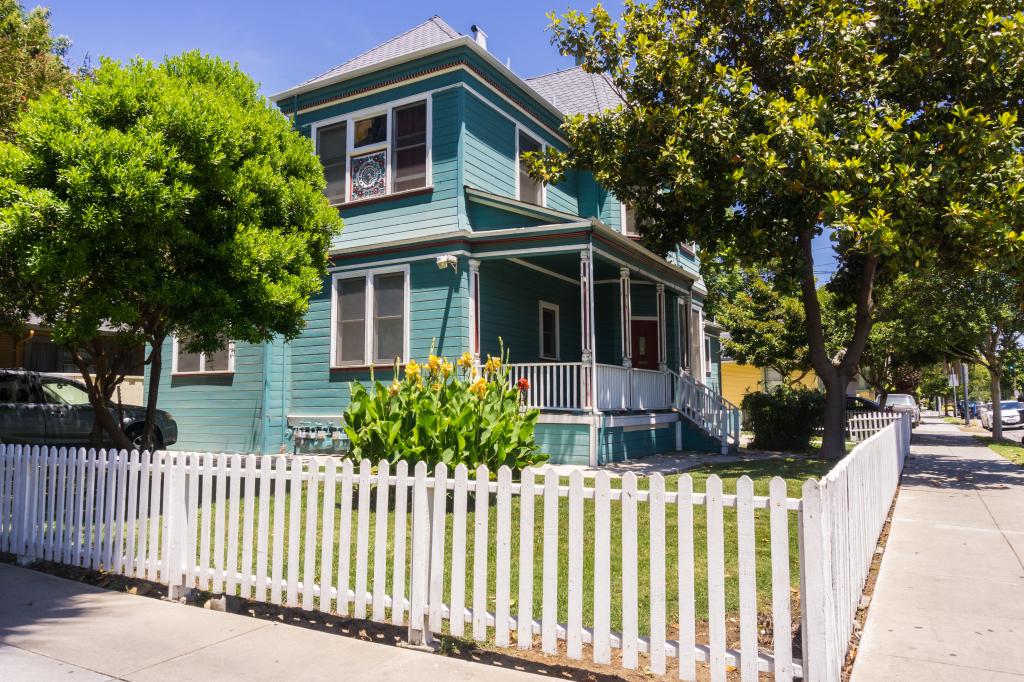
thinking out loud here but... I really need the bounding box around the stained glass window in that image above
[350,151,387,200]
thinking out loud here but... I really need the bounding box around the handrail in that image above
[671,370,741,454]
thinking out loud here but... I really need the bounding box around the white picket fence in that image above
[845,411,902,442]
[800,413,912,680]
[0,414,911,681]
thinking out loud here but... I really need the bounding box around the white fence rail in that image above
[845,411,902,442]
[0,417,910,681]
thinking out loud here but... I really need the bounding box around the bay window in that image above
[332,266,409,367]
[314,98,430,205]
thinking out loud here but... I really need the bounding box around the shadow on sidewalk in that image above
[901,430,1023,492]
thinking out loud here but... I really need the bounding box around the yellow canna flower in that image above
[405,359,421,382]
[427,354,441,374]
[430,381,442,392]
[388,380,401,396]
[470,377,487,398]
[457,351,474,370]
[441,360,454,378]
[484,354,501,375]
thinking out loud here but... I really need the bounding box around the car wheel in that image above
[125,424,164,451]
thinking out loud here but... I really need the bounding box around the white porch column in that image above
[656,283,667,371]
[468,259,481,364]
[580,249,597,413]
[619,267,632,368]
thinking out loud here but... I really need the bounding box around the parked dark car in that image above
[846,396,884,412]
[0,369,177,448]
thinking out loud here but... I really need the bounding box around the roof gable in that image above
[299,16,462,88]
[524,66,621,115]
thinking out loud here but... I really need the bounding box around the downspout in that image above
[260,341,272,455]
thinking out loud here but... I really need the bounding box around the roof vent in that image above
[471,24,488,50]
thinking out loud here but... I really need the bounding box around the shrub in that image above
[741,386,825,452]
[342,351,548,470]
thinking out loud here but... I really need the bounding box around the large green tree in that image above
[529,0,1024,456]
[0,52,342,448]
[0,0,71,140]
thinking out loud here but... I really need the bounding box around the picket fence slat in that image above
[473,464,490,641]
[621,472,639,670]
[450,463,468,637]
[0,416,910,682]
[495,466,513,648]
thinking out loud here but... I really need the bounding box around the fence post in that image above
[166,453,190,601]
[799,478,830,682]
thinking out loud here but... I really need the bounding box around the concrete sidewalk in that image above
[852,419,1024,681]
[0,563,546,681]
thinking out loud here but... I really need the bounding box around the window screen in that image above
[336,277,367,365]
[392,102,428,192]
[374,273,405,363]
[317,121,347,203]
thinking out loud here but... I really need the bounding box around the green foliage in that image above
[0,1,72,140]
[530,0,1024,457]
[343,352,548,471]
[741,386,825,452]
[0,52,342,445]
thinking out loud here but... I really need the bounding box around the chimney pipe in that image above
[471,24,488,50]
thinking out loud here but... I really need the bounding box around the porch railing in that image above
[505,362,588,411]
[672,370,741,453]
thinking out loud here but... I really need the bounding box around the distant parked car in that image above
[882,393,921,427]
[981,400,1024,430]
[846,396,884,412]
[0,369,177,448]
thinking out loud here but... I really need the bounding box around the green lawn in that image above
[182,456,832,639]
[975,436,1024,466]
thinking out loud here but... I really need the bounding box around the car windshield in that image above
[1000,401,1022,410]
[885,395,915,406]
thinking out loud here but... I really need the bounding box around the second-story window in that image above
[314,98,430,205]
[318,122,347,205]
[517,129,544,206]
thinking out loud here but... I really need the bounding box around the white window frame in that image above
[171,337,236,375]
[330,264,411,368]
[538,300,560,360]
[310,94,433,206]
[514,125,547,207]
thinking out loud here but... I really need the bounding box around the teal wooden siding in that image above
[535,422,590,466]
[466,202,551,230]
[478,259,582,364]
[464,91,515,198]
[598,422,677,463]
[707,336,722,393]
[631,283,657,318]
[594,282,622,365]
[155,341,266,453]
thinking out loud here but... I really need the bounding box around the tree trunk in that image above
[796,228,879,459]
[141,334,165,451]
[69,346,133,449]
[990,368,1003,440]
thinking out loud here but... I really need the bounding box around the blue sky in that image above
[43,0,838,275]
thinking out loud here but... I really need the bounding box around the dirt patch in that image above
[2,554,800,681]
[839,483,901,681]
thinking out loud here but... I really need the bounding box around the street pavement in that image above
[852,418,1024,681]
[0,563,547,682]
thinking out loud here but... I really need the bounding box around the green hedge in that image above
[741,386,824,452]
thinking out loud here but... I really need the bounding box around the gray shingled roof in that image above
[300,16,462,87]
[524,66,622,115]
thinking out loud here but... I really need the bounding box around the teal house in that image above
[152,17,734,464]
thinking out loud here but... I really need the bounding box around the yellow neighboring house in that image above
[722,359,876,407]
[721,359,820,407]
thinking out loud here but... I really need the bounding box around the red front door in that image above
[631,320,659,370]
